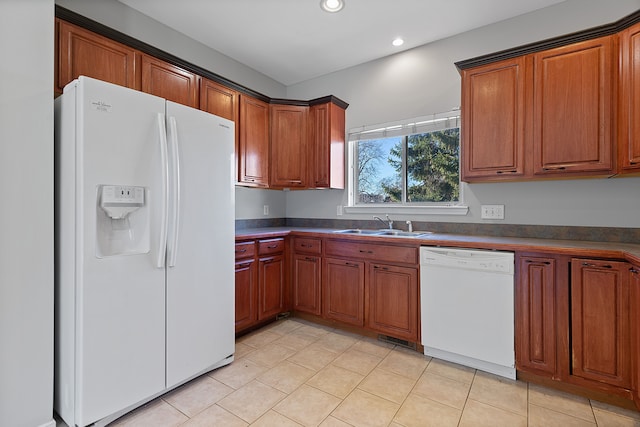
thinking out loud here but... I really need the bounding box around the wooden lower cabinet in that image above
[258,254,285,320]
[235,257,257,332]
[515,254,560,377]
[323,257,365,326]
[366,263,418,341]
[235,238,286,333]
[292,237,322,315]
[630,264,640,407]
[235,241,257,333]
[571,258,631,389]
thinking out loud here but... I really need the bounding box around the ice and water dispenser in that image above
[96,185,150,257]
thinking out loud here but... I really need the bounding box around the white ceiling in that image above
[118,0,566,86]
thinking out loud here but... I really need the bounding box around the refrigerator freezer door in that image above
[59,77,168,427]
[165,101,236,388]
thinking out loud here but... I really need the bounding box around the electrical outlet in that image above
[481,204,505,220]
[263,205,269,216]
[337,205,343,216]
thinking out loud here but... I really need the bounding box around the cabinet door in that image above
[293,253,321,315]
[515,255,557,376]
[533,36,614,175]
[235,258,257,333]
[460,56,527,181]
[270,105,308,188]
[310,102,345,189]
[140,54,199,108]
[630,265,640,407]
[238,95,270,187]
[57,20,138,94]
[619,22,640,173]
[258,254,285,320]
[571,259,630,388]
[366,263,418,341]
[323,258,365,326]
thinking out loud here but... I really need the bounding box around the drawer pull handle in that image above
[359,250,374,254]
[267,245,278,249]
[525,259,550,265]
[345,262,359,267]
[236,248,247,253]
[542,166,567,171]
[496,170,517,174]
[582,262,612,269]
[305,257,316,261]
[301,244,311,248]
[374,265,389,271]
[630,268,639,274]
[238,262,252,268]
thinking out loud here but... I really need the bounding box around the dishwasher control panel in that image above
[419,247,514,274]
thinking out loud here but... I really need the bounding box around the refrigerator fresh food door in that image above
[165,101,235,388]
[73,77,167,426]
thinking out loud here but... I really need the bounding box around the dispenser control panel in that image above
[100,185,145,219]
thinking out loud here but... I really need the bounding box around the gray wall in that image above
[0,1,55,426]
[286,0,640,228]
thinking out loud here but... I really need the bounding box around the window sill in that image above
[343,205,469,216]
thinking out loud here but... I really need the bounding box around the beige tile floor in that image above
[64,318,640,426]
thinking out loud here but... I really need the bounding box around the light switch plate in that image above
[481,204,505,220]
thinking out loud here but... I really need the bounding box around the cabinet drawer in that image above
[258,238,285,255]
[325,240,418,264]
[235,241,255,260]
[293,237,322,254]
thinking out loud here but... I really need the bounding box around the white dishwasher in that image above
[420,247,515,379]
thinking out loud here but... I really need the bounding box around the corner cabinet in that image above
[619,21,640,174]
[309,101,346,189]
[461,56,527,181]
[238,95,270,187]
[270,104,309,188]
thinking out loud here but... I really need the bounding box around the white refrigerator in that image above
[54,76,235,427]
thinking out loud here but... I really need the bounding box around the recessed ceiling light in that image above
[320,0,344,13]
[392,38,404,47]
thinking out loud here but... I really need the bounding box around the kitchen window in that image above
[346,110,468,215]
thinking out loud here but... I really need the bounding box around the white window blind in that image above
[348,108,460,141]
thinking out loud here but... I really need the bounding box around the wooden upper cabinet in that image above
[533,36,615,176]
[570,258,631,389]
[199,78,239,122]
[270,104,309,188]
[461,56,527,181]
[140,54,199,108]
[57,20,138,94]
[238,95,270,187]
[309,102,345,189]
[619,22,640,174]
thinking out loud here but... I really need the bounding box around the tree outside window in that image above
[355,128,460,204]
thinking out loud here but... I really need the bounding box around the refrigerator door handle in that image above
[156,113,169,268]
[167,116,181,267]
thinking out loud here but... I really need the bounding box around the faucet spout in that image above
[373,215,394,229]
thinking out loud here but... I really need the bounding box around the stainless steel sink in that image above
[333,229,384,235]
[333,229,432,238]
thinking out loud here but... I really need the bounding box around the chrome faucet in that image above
[373,214,394,229]
[406,220,413,232]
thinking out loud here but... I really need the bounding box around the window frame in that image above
[345,111,468,216]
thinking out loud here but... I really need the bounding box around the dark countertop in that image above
[236,227,640,265]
